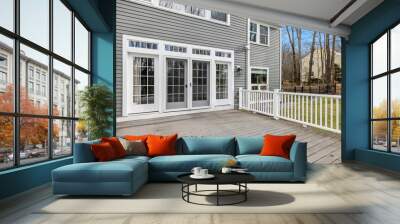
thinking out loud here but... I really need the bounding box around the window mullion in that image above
[387,29,391,152]
[14,0,21,167]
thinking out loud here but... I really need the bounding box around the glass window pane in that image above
[20,117,49,165]
[0,116,14,170]
[211,11,227,22]
[20,44,49,115]
[53,0,72,60]
[53,119,72,158]
[391,72,400,118]
[391,120,400,153]
[391,24,400,70]
[20,0,49,49]
[372,33,387,76]
[372,76,387,119]
[372,121,388,151]
[0,0,14,31]
[53,59,72,117]
[0,34,14,113]
[75,120,88,143]
[74,69,89,118]
[75,18,89,70]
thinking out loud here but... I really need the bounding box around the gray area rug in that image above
[38,183,362,214]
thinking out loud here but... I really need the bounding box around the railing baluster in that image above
[336,98,340,130]
[325,97,328,127]
[330,97,333,129]
[319,97,322,126]
[306,96,309,123]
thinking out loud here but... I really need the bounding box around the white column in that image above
[273,89,280,120]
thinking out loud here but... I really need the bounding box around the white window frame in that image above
[130,0,231,26]
[249,21,270,46]
[250,67,269,91]
[122,35,234,116]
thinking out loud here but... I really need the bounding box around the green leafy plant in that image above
[79,84,113,140]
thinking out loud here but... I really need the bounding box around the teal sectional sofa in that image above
[52,136,307,196]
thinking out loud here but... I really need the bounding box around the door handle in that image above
[185,84,188,88]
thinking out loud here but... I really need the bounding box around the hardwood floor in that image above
[117,110,341,164]
[1,163,400,224]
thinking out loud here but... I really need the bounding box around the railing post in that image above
[273,89,280,120]
[238,87,243,109]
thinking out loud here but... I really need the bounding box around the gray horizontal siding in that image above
[250,27,281,90]
[116,0,248,116]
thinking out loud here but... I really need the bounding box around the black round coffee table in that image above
[177,173,255,206]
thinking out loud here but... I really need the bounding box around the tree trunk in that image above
[296,28,302,84]
[325,33,331,84]
[330,35,336,83]
[308,31,317,85]
[318,33,325,82]
[286,26,297,83]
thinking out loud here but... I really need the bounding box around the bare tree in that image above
[308,31,317,85]
[296,27,302,84]
[318,32,325,83]
[330,35,337,84]
[286,26,297,83]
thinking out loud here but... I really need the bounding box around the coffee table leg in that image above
[245,183,247,201]
[195,184,198,192]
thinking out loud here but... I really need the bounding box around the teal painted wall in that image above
[343,0,400,171]
[0,0,115,200]
[91,32,115,135]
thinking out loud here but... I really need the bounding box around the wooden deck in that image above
[117,110,341,164]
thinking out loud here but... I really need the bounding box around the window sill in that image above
[250,42,270,47]
[0,156,72,175]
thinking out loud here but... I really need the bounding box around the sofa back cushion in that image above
[236,136,263,155]
[177,136,235,155]
[73,140,100,163]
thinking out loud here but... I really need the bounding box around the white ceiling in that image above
[179,0,384,37]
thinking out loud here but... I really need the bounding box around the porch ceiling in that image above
[178,0,383,37]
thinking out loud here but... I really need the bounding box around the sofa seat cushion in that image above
[53,159,147,183]
[149,155,235,172]
[236,155,293,172]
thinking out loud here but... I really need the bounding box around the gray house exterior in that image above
[116,0,281,121]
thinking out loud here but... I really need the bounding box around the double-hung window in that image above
[249,21,270,46]
[370,23,400,153]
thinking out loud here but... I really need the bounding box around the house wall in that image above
[343,0,400,171]
[250,27,281,90]
[116,0,251,116]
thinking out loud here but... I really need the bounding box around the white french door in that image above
[191,60,210,107]
[166,58,188,110]
[214,62,231,105]
[127,54,159,113]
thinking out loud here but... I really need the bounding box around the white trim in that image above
[122,35,235,118]
[246,18,251,90]
[129,0,231,26]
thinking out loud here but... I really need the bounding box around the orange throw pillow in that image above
[260,134,296,159]
[101,137,127,158]
[146,134,178,157]
[91,142,117,162]
[124,135,149,142]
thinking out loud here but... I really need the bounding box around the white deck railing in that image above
[239,88,341,134]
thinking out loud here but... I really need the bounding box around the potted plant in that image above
[79,84,113,140]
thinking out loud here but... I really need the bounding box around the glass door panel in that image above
[192,61,210,107]
[216,63,228,100]
[166,58,187,110]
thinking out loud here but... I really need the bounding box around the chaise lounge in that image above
[52,136,307,196]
